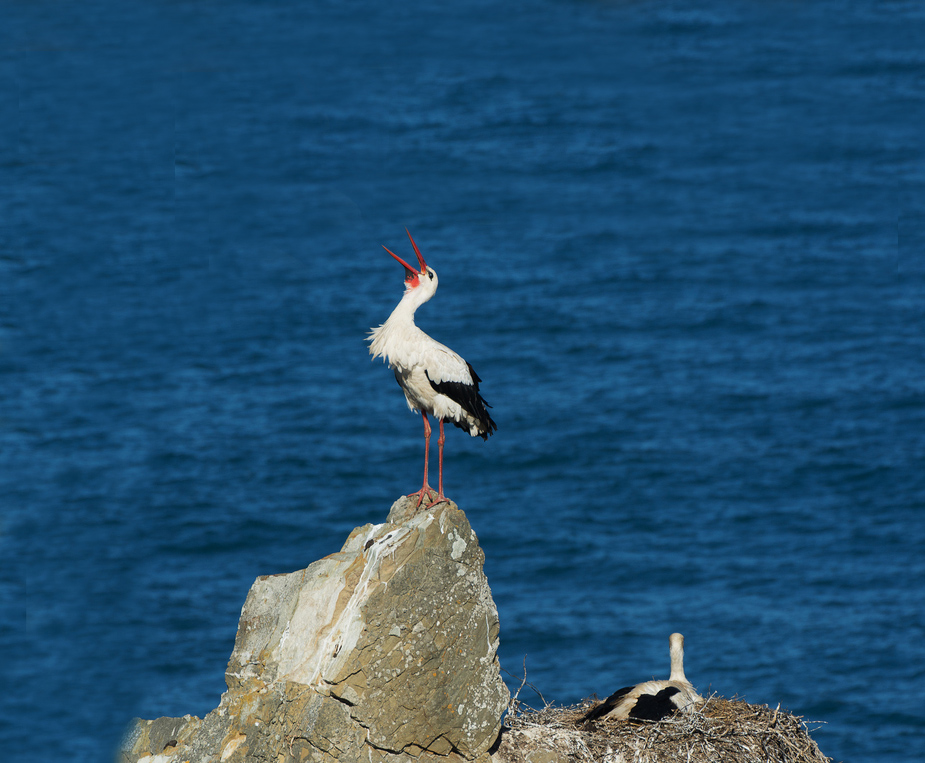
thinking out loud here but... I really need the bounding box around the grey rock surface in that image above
[120,497,508,763]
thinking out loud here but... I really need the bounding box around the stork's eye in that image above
[428,270,434,279]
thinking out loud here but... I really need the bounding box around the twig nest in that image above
[494,695,832,763]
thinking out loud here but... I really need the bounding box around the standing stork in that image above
[581,633,703,723]
[368,229,496,508]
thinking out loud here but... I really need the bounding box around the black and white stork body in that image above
[368,229,496,507]
[582,633,703,724]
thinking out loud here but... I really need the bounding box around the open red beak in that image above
[383,228,428,283]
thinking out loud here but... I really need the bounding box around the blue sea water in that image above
[2,1,923,761]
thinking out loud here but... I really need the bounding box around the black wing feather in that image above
[426,363,497,439]
[582,685,683,724]
[627,687,681,722]
[581,686,634,722]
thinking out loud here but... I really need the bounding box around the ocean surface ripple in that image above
[2,2,923,761]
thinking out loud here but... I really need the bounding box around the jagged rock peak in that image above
[120,496,508,763]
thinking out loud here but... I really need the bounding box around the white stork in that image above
[582,633,703,723]
[368,229,496,508]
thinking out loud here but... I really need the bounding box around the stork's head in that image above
[383,229,438,297]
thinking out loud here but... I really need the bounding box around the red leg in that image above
[408,412,436,507]
[437,419,446,498]
[422,412,431,490]
[421,419,448,509]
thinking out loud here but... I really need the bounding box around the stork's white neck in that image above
[368,282,437,366]
[668,634,687,683]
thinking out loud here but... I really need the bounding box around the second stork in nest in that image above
[582,633,703,723]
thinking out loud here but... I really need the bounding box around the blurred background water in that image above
[2,1,923,761]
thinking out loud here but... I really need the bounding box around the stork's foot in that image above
[423,491,449,510]
[407,485,437,508]
[406,485,449,511]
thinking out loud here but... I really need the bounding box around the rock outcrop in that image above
[120,497,508,763]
